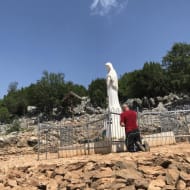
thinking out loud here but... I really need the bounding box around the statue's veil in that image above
[105,62,118,90]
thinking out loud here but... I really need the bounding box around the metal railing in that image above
[37,109,190,160]
[138,110,190,134]
[37,115,112,160]
[138,109,190,145]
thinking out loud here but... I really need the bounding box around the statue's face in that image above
[106,65,110,72]
[105,62,112,72]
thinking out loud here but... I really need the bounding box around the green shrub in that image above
[0,107,10,124]
[6,120,21,134]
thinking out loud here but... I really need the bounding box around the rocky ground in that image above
[0,142,190,190]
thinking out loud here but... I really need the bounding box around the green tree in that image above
[25,71,87,118]
[7,81,18,93]
[4,88,27,117]
[162,42,190,93]
[27,71,66,116]
[65,81,87,97]
[141,62,169,97]
[119,70,139,100]
[88,78,107,108]
[119,62,168,100]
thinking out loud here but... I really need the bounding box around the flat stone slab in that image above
[142,131,176,147]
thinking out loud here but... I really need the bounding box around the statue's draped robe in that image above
[106,69,121,112]
[105,63,125,139]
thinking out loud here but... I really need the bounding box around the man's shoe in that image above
[136,141,146,152]
[144,141,150,152]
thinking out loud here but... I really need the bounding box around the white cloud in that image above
[90,0,128,16]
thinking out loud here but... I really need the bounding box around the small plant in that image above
[6,120,21,134]
[0,107,10,124]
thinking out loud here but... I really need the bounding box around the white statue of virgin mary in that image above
[105,62,121,112]
[105,62,125,139]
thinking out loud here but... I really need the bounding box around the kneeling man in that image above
[120,104,147,152]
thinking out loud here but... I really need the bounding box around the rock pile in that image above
[126,93,190,110]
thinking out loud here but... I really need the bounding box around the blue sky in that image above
[0,0,190,98]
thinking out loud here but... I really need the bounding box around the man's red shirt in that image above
[120,110,138,133]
